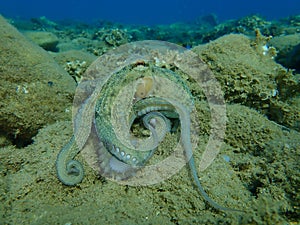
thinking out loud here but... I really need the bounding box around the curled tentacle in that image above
[56,136,84,186]
[142,111,171,149]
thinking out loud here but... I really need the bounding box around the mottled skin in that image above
[55,46,240,212]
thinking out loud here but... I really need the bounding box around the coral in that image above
[93,28,132,47]
[64,60,88,83]
[237,15,270,30]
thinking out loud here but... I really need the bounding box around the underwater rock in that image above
[0,15,76,146]
[193,34,300,131]
[56,41,83,52]
[57,37,92,52]
[51,50,97,67]
[193,34,280,106]
[57,37,108,56]
[51,50,97,83]
[269,34,300,71]
[201,15,270,43]
[30,16,58,28]
[1,102,299,224]
[23,30,59,51]
[0,135,12,147]
[195,14,218,27]
[287,43,300,71]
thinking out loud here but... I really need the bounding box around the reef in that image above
[93,28,132,47]
[0,13,299,225]
[193,33,300,132]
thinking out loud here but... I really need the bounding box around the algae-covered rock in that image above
[269,34,300,58]
[23,30,59,51]
[93,28,132,47]
[193,34,280,105]
[193,34,300,131]
[57,37,92,52]
[268,34,300,71]
[0,15,76,146]
[1,103,299,224]
[51,50,97,67]
[51,50,97,83]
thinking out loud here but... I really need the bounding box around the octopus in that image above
[55,40,241,212]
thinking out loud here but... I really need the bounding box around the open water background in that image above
[0,0,299,25]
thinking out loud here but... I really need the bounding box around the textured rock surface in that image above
[269,33,300,70]
[51,50,97,67]
[1,103,299,224]
[51,50,96,83]
[23,30,59,51]
[0,15,76,146]
[193,34,282,105]
[193,34,300,131]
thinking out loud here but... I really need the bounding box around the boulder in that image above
[23,30,59,51]
[0,15,76,146]
[268,33,300,71]
[193,34,299,131]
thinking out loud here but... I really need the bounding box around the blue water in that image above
[0,0,299,25]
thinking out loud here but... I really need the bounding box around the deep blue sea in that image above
[1,0,299,25]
